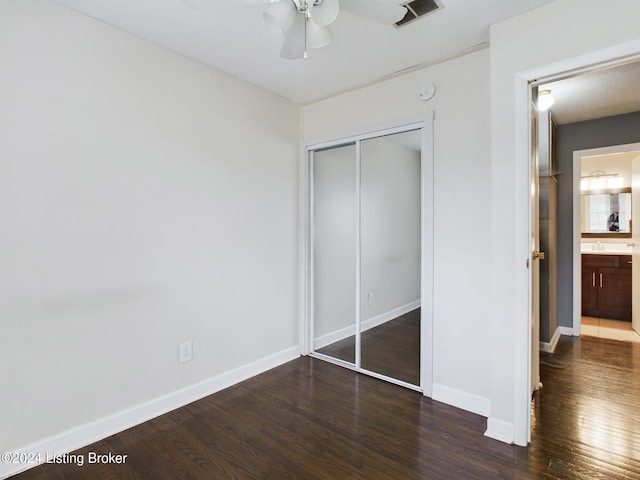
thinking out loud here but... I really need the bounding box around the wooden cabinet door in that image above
[581,266,598,316]
[598,266,632,320]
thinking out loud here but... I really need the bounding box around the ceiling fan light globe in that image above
[311,0,340,26]
[308,19,332,49]
[280,13,306,59]
[264,0,297,36]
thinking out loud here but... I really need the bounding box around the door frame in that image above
[530,97,541,398]
[302,112,434,396]
[572,142,640,335]
[514,42,640,446]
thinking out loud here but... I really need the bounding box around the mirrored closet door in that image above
[359,131,422,386]
[309,122,430,391]
[312,142,358,365]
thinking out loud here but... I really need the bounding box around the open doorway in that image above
[528,58,640,443]
[533,60,640,349]
[573,144,640,340]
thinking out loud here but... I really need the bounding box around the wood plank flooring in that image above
[12,335,640,479]
[528,335,640,479]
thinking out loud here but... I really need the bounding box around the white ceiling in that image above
[539,61,640,125]
[53,0,556,104]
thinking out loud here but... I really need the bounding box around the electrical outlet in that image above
[179,341,193,364]
[368,292,373,305]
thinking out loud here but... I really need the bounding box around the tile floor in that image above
[581,316,640,342]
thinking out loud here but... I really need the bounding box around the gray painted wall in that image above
[556,111,640,328]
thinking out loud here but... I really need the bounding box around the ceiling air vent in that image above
[396,0,440,27]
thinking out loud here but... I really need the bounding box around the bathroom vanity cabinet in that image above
[581,254,632,321]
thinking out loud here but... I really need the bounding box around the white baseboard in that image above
[558,326,576,336]
[313,324,356,350]
[484,417,514,444]
[432,383,490,417]
[0,346,300,480]
[361,300,421,332]
[313,300,421,350]
[539,327,561,353]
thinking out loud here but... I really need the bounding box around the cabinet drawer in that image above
[582,254,620,268]
[620,255,633,269]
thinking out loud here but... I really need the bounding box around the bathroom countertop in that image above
[581,243,633,255]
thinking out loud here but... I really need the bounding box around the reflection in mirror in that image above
[360,130,421,385]
[313,143,357,364]
[581,190,631,234]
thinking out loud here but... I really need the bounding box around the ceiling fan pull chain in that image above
[304,0,309,58]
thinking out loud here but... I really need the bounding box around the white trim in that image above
[313,324,357,350]
[558,326,576,337]
[312,300,421,350]
[513,73,532,448]
[511,39,640,448]
[432,384,490,417]
[299,111,311,356]
[305,113,434,151]
[485,417,515,445]
[539,327,561,353]
[421,112,435,398]
[355,139,362,370]
[0,347,300,480]
[361,300,421,332]
[573,148,582,340]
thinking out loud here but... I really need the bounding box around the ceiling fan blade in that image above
[182,0,272,9]
[280,14,306,60]
[339,0,407,25]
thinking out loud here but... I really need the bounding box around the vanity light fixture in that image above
[580,170,623,192]
[537,89,555,111]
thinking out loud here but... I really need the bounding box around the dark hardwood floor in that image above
[12,335,640,479]
[528,335,640,479]
[317,309,420,385]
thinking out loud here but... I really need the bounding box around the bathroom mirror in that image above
[581,189,632,237]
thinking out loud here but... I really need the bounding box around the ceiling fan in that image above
[183,0,408,60]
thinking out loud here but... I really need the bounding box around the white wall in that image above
[0,0,300,468]
[489,0,640,444]
[304,49,493,416]
[581,153,635,187]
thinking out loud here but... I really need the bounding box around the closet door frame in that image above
[303,113,434,397]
